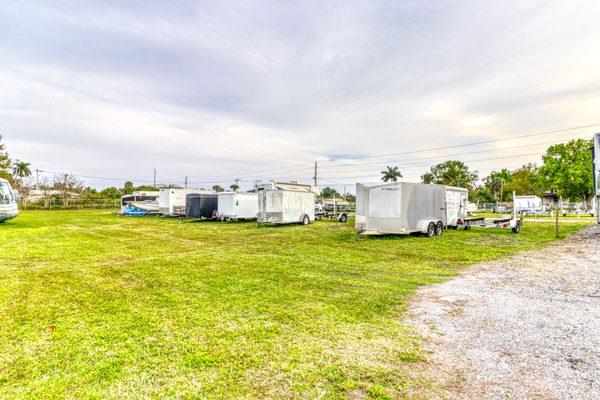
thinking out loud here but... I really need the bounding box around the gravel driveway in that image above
[409,225,600,399]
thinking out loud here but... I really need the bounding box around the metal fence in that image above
[22,198,120,211]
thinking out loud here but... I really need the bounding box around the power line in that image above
[315,133,590,171]
[318,123,600,164]
[162,123,598,180]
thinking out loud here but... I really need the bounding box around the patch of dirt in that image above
[408,225,600,399]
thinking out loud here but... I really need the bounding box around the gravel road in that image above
[409,225,600,399]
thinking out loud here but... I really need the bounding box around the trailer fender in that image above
[418,219,440,234]
[300,214,310,225]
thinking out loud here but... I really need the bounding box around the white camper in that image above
[514,195,543,214]
[216,192,258,220]
[159,188,213,216]
[355,182,468,236]
[594,133,600,223]
[0,178,19,222]
[257,182,316,225]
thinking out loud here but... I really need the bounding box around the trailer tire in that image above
[464,225,471,231]
[435,221,443,236]
[338,213,348,223]
[301,215,310,225]
[425,222,436,237]
[512,221,521,233]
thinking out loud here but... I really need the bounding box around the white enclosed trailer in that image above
[257,182,316,225]
[216,192,258,220]
[594,133,600,224]
[0,178,18,222]
[355,182,467,236]
[159,188,213,216]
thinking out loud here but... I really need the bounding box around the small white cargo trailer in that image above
[355,182,466,236]
[159,188,213,216]
[257,182,316,225]
[0,178,19,222]
[215,192,259,220]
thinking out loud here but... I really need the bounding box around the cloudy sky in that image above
[2,0,600,190]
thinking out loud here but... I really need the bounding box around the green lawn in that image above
[0,211,592,399]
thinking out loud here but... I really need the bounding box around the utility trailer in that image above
[459,192,523,233]
[256,182,316,225]
[214,192,258,221]
[459,216,522,233]
[355,182,467,236]
[314,201,353,223]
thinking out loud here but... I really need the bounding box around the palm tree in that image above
[212,185,224,193]
[230,184,239,192]
[12,160,31,178]
[381,166,402,182]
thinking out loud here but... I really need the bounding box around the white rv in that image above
[0,178,19,222]
[159,188,213,216]
[257,182,317,225]
[120,191,160,213]
[355,182,468,236]
[215,192,258,221]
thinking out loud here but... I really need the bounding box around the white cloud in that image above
[1,0,600,189]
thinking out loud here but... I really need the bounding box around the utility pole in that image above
[555,197,560,238]
[234,178,240,192]
[313,161,318,188]
[153,169,157,188]
[184,176,188,189]
[36,169,40,190]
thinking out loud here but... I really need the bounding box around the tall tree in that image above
[486,169,512,201]
[505,163,543,196]
[421,160,478,189]
[11,160,33,207]
[381,166,402,182]
[321,187,341,198]
[123,181,134,194]
[212,185,224,193]
[229,183,239,192]
[540,138,593,202]
[54,174,84,206]
[0,135,12,181]
[12,160,31,179]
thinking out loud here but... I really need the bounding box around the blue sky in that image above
[2,0,600,190]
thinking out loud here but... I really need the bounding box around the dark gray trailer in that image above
[186,194,218,219]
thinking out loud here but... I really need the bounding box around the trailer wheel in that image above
[338,213,348,223]
[512,221,521,233]
[425,222,436,237]
[301,215,310,225]
[464,225,471,231]
[435,221,443,236]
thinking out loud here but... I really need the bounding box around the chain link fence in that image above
[22,198,120,211]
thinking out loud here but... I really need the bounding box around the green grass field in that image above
[0,211,592,399]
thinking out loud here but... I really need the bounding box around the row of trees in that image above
[378,138,594,204]
[2,135,595,206]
